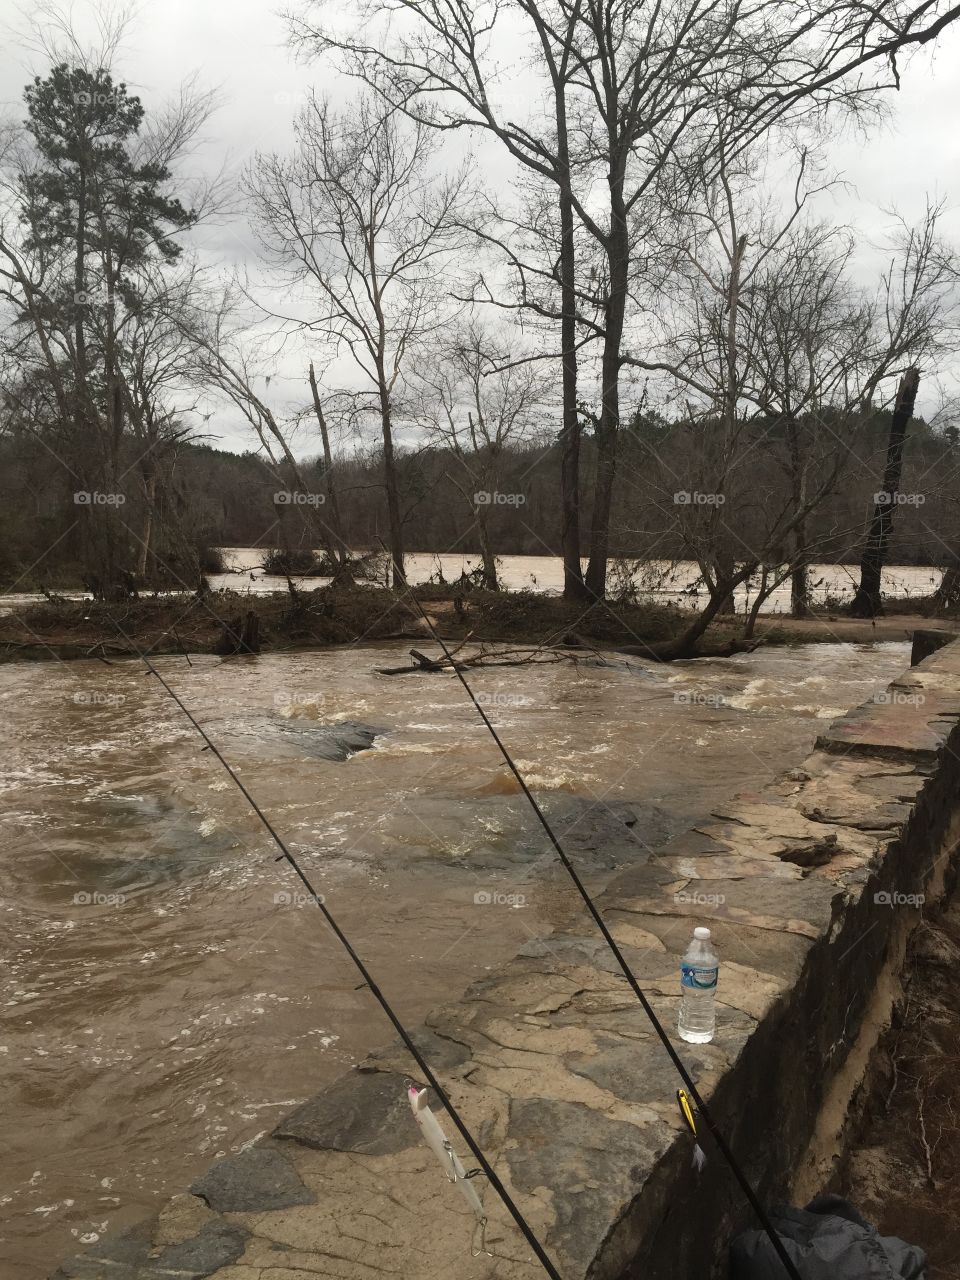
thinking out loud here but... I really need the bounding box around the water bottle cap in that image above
[693,927,711,941]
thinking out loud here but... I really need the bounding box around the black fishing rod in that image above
[403,594,804,1280]
[123,640,564,1280]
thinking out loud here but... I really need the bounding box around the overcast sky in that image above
[1,0,958,453]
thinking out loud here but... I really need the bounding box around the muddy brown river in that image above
[0,640,910,1277]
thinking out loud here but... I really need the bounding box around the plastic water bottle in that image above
[678,926,719,1043]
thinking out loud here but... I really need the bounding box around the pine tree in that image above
[19,63,195,595]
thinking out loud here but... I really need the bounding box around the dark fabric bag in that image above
[730,1194,927,1280]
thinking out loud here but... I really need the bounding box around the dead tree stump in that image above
[214,611,261,655]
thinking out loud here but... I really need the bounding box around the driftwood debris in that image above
[374,623,765,676]
[377,648,457,675]
[376,643,584,677]
[375,630,763,676]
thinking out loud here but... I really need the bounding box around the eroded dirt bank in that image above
[841,898,960,1280]
[1,585,955,664]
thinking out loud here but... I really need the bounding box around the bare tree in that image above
[626,142,863,631]
[307,360,350,566]
[625,149,960,648]
[244,95,470,588]
[290,0,593,601]
[290,0,960,601]
[176,283,351,571]
[850,203,960,615]
[417,319,551,588]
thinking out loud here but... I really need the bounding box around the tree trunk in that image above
[476,507,498,590]
[790,556,809,618]
[138,469,157,577]
[74,170,87,370]
[584,197,629,601]
[714,549,737,614]
[743,571,769,639]
[215,611,261,655]
[558,181,586,601]
[659,572,743,658]
[786,416,810,618]
[790,499,810,618]
[308,362,349,566]
[850,367,921,617]
[585,436,617,599]
[259,397,339,571]
[377,378,405,588]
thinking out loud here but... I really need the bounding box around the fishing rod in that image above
[121,639,564,1280]
[402,592,804,1280]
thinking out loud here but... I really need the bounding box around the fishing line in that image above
[123,642,564,1280]
[404,594,803,1280]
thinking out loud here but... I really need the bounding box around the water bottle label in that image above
[681,963,718,991]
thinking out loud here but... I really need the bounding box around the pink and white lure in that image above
[407,1085,485,1222]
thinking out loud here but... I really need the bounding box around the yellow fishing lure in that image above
[677,1088,707,1172]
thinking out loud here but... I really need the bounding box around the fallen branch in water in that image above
[375,642,590,676]
[0,638,130,657]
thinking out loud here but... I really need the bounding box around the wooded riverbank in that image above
[2,585,956,665]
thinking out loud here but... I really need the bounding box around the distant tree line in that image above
[2,409,957,592]
[2,2,960,633]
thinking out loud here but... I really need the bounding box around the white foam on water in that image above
[369,741,443,756]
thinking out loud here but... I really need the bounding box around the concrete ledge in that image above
[54,641,960,1280]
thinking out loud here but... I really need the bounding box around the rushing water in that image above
[0,640,910,1277]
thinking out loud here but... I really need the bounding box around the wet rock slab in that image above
[275,1069,419,1155]
[191,1144,314,1213]
[53,1218,249,1280]
[273,718,383,761]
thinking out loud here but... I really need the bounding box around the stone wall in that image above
[56,640,960,1280]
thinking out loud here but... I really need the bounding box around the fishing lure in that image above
[408,1085,490,1254]
[677,1087,707,1173]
